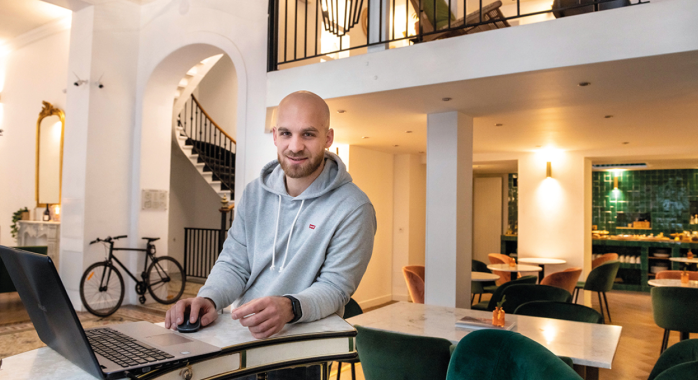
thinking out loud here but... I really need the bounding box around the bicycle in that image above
[79,235,186,317]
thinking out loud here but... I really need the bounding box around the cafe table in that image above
[347,301,621,380]
[669,257,698,264]
[0,310,357,380]
[471,271,500,281]
[518,257,567,282]
[648,278,698,288]
[487,263,542,282]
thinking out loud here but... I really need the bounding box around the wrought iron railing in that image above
[183,204,234,280]
[268,0,648,71]
[177,94,236,198]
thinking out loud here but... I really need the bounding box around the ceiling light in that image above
[622,142,629,145]
[442,97,452,102]
[405,130,412,133]
[578,82,591,87]
[394,145,399,147]
[495,123,503,127]
[337,110,346,114]
[361,136,369,139]
[604,115,613,119]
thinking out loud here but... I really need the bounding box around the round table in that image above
[648,279,698,288]
[472,272,500,282]
[518,258,567,282]
[669,257,698,264]
[487,264,541,283]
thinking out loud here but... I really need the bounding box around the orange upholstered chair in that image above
[656,270,698,280]
[403,266,425,304]
[540,268,582,295]
[592,253,618,269]
[489,253,514,285]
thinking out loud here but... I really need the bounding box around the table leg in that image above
[538,265,545,283]
[680,332,690,341]
[573,365,599,380]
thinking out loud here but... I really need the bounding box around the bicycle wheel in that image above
[80,262,124,317]
[146,256,185,304]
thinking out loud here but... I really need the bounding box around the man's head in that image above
[273,91,334,179]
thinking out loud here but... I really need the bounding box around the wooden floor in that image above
[0,290,681,379]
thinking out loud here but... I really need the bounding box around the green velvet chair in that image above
[335,298,363,380]
[471,260,496,304]
[648,339,698,380]
[0,246,48,293]
[654,361,698,380]
[446,329,583,380]
[573,260,620,323]
[498,284,572,314]
[514,300,603,324]
[472,275,538,311]
[651,287,698,353]
[356,325,452,380]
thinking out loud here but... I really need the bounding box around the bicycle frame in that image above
[104,241,153,285]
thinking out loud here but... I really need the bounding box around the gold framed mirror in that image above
[36,101,65,207]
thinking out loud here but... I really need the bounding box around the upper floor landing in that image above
[267,0,698,106]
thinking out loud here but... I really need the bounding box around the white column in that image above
[425,112,473,308]
[367,0,389,52]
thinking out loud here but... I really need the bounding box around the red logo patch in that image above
[309,224,316,229]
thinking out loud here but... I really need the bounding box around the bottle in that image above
[43,204,51,221]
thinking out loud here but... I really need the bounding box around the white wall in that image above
[0,28,70,245]
[195,55,238,138]
[349,145,394,309]
[473,177,503,263]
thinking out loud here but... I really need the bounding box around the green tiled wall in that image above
[592,169,698,235]
[507,173,517,232]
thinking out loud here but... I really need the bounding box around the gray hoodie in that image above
[198,151,376,322]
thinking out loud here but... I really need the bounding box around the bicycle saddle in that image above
[142,237,160,242]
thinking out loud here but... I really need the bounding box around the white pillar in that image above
[425,112,473,308]
[367,0,389,52]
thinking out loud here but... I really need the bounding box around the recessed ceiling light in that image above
[495,123,503,127]
[405,130,412,133]
[362,136,369,139]
[394,145,399,147]
[604,115,613,119]
[578,82,591,87]
[622,142,629,145]
[442,97,452,102]
[337,110,346,113]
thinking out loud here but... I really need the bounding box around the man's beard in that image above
[278,150,325,179]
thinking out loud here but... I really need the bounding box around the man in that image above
[165,90,375,348]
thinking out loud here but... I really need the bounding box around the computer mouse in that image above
[177,311,201,333]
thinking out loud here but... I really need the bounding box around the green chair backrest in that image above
[344,298,363,319]
[472,260,491,273]
[654,360,698,380]
[514,301,603,324]
[446,329,583,380]
[472,260,495,294]
[648,339,698,380]
[421,0,456,30]
[356,325,452,380]
[486,275,538,311]
[583,260,620,292]
[651,287,698,334]
[498,284,572,314]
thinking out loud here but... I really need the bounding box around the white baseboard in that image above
[356,294,393,309]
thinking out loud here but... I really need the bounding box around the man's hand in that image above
[231,296,294,339]
[165,297,218,330]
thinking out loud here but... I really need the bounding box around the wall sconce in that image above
[614,176,619,190]
[546,162,552,177]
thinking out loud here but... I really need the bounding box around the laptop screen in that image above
[0,246,105,379]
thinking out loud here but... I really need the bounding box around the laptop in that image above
[0,246,221,379]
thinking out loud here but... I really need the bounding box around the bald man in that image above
[166,91,376,343]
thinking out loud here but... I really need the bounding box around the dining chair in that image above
[446,330,583,380]
[514,301,603,324]
[592,253,619,269]
[334,298,362,380]
[402,265,425,304]
[651,287,698,353]
[497,284,572,314]
[540,268,582,295]
[471,275,538,311]
[573,260,620,323]
[471,260,497,304]
[488,253,515,285]
[656,270,698,280]
[355,325,453,380]
[408,0,510,43]
[654,361,698,380]
[648,339,698,380]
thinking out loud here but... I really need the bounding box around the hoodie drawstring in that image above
[270,196,305,272]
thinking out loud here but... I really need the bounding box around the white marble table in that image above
[518,257,567,281]
[487,263,542,272]
[669,257,698,264]
[347,302,621,375]
[471,272,500,281]
[1,310,356,380]
[648,279,698,288]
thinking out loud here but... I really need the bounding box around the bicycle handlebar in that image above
[89,235,127,245]
[114,235,127,240]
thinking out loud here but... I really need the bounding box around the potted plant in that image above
[11,207,30,241]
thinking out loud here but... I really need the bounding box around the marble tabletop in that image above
[669,257,698,264]
[0,310,355,380]
[487,263,542,272]
[518,258,567,265]
[347,302,622,369]
[471,272,500,281]
[648,279,698,288]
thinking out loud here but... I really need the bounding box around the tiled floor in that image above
[0,288,681,379]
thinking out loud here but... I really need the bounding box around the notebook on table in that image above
[0,246,221,379]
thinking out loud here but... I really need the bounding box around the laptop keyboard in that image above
[86,328,175,368]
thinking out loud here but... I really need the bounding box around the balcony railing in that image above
[267,0,648,71]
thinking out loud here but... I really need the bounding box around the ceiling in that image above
[0,0,70,45]
[325,50,698,170]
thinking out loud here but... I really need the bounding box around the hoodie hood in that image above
[260,151,353,200]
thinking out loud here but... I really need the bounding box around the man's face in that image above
[273,100,333,179]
